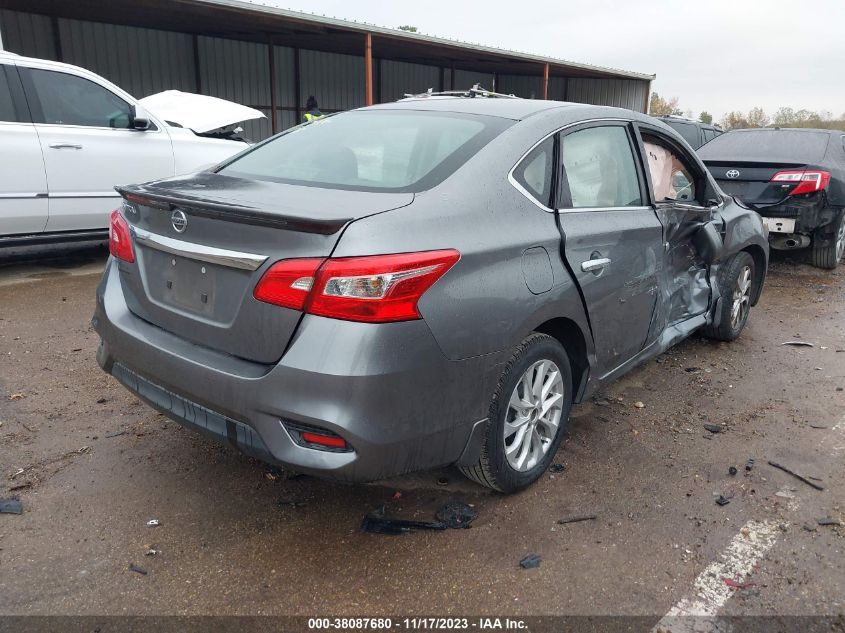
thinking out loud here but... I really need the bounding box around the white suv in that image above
[0,52,262,244]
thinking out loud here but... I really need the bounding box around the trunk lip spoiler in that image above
[130,226,269,271]
[116,185,353,236]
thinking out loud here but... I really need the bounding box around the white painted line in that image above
[652,517,782,632]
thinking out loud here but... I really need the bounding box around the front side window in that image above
[0,67,17,123]
[219,110,511,193]
[26,68,132,128]
[560,125,642,208]
[513,137,554,206]
[643,135,698,203]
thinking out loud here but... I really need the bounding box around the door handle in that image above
[581,257,611,272]
[48,143,83,150]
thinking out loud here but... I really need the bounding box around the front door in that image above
[19,65,175,233]
[556,122,663,375]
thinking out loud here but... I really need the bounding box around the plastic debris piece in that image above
[548,463,566,473]
[128,563,148,575]
[634,401,645,409]
[704,424,722,434]
[435,501,478,529]
[145,548,159,556]
[519,554,542,569]
[361,513,446,535]
[557,515,597,525]
[781,341,813,347]
[723,577,755,589]
[768,461,824,491]
[716,495,731,506]
[0,498,23,514]
[146,519,160,527]
[745,458,755,472]
[817,517,841,526]
[729,466,738,476]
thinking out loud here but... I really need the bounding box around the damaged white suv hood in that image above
[139,90,266,133]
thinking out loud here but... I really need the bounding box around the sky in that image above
[266,0,845,121]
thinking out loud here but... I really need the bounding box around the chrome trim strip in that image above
[131,227,268,271]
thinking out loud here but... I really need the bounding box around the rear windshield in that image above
[217,110,512,192]
[699,129,830,164]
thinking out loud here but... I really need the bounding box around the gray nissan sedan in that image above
[94,92,768,492]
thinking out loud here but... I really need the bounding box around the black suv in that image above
[656,116,722,150]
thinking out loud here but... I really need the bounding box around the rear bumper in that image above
[755,200,839,235]
[93,259,499,482]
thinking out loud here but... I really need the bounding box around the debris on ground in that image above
[263,471,279,481]
[145,548,159,556]
[745,458,755,472]
[716,494,732,507]
[684,367,702,373]
[817,517,841,526]
[548,463,566,473]
[519,554,542,569]
[392,491,402,500]
[633,401,645,409]
[0,498,23,514]
[128,563,148,575]
[704,424,723,434]
[723,577,755,589]
[768,461,824,491]
[803,523,817,532]
[808,424,829,429]
[557,515,597,525]
[146,519,160,527]
[9,481,32,492]
[436,477,450,486]
[104,430,126,438]
[277,497,309,509]
[8,393,24,401]
[361,513,446,535]
[729,466,738,476]
[96,398,107,404]
[435,501,477,529]
[10,468,27,480]
[781,341,814,347]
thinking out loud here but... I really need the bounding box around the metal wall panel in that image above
[453,69,495,91]
[549,77,567,101]
[379,60,440,102]
[0,10,57,59]
[273,45,296,108]
[299,49,364,111]
[497,74,542,99]
[567,77,648,112]
[57,18,195,98]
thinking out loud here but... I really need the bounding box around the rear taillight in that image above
[254,249,460,323]
[109,208,135,263]
[770,170,830,196]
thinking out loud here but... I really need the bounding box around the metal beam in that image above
[364,32,373,106]
[542,63,549,100]
[293,46,301,123]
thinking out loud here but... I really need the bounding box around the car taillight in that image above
[770,170,830,196]
[254,250,460,323]
[109,208,135,263]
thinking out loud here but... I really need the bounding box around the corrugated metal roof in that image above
[189,0,655,81]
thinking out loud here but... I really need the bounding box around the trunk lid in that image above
[117,172,413,363]
[703,161,808,204]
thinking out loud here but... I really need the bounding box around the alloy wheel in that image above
[731,265,752,329]
[503,359,564,472]
[836,219,845,261]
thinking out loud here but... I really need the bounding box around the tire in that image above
[810,211,845,270]
[460,333,573,493]
[703,250,755,342]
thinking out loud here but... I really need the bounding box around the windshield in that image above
[699,129,830,164]
[217,110,512,192]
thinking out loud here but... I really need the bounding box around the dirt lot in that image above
[0,248,843,625]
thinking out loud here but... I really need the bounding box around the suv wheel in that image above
[460,333,572,493]
[704,251,755,342]
[811,210,845,270]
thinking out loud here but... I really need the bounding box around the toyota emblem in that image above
[726,169,741,179]
[171,209,188,233]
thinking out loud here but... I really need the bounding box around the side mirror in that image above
[692,221,724,265]
[130,105,150,131]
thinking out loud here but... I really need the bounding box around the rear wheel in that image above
[703,251,755,342]
[460,333,572,493]
[810,211,845,270]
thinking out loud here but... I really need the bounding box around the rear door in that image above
[18,64,175,233]
[556,122,662,374]
[0,64,48,236]
[636,123,713,330]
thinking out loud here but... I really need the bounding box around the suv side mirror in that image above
[130,105,150,131]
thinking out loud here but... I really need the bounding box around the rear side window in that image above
[665,120,700,147]
[513,137,554,206]
[561,126,642,208]
[25,68,132,128]
[0,67,17,123]
[219,110,511,193]
[702,128,717,144]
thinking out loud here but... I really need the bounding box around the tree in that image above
[398,25,418,32]
[747,107,770,128]
[649,92,683,116]
[720,111,749,130]
[699,111,713,124]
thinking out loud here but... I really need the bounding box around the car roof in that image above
[366,97,578,120]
